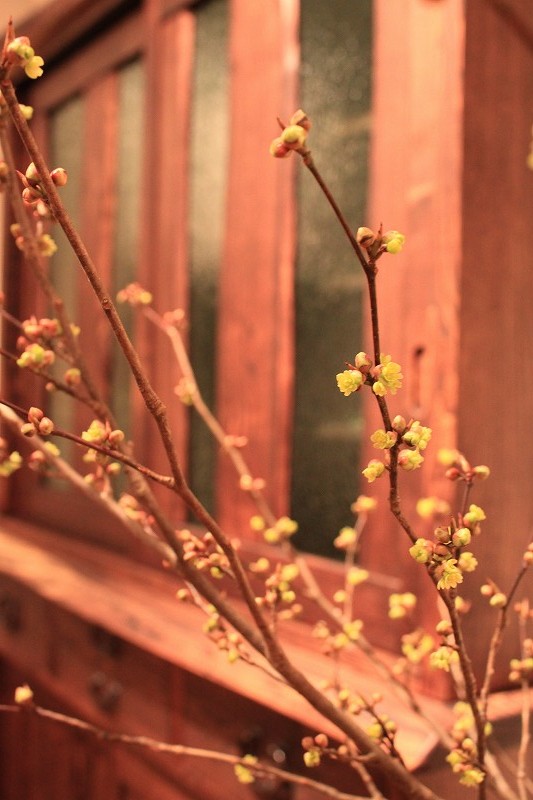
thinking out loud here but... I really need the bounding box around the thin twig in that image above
[0,703,376,800]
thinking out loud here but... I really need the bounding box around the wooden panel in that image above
[135,7,195,520]
[360,0,465,693]
[0,576,50,672]
[459,0,533,684]
[215,0,299,537]
[49,607,171,738]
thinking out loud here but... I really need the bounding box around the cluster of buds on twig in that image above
[80,420,124,489]
[365,415,431,483]
[176,529,232,579]
[0,436,22,477]
[202,607,248,663]
[118,494,155,528]
[116,282,153,307]
[4,35,44,79]
[437,448,490,484]
[356,225,406,259]
[16,341,55,370]
[509,644,533,682]
[312,618,364,655]
[446,703,487,787]
[81,419,125,448]
[249,514,298,545]
[480,579,508,609]
[269,109,311,159]
[10,222,57,257]
[19,405,54,437]
[396,629,434,673]
[17,161,67,212]
[337,352,404,402]
[19,315,61,345]
[27,441,61,475]
[255,562,302,620]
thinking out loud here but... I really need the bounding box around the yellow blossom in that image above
[436,559,463,591]
[373,354,403,396]
[14,684,34,705]
[458,552,478,572]
[402,421,432,450]
[409,538,433,564]
[362,459,385,483]
[398,448,424,471]
[430,645,459,671]
[351,494,377,514]
[336,369,363,396]
[416,496,451,519]
[234,755,257,784]
[437,448,459,467]
[346,567,369,587]
[459,768,485,787]
[25,55,44,79]
[333,526,357,550]
[382,230,406,254]
[463,504,486,527]
[370,428,397,449]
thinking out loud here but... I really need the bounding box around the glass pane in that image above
[292,0,372,557]
[110,57,145,439]
[187,0,229,514]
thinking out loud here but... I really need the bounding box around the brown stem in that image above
[441,590,487,798]
[299,149,370,274]
[516,600,531,800]
[0,122,105,415]
[479,556,531,717]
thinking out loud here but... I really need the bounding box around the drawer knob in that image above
[88,670,123,713]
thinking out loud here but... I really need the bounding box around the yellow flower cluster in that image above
[372,354,403,396]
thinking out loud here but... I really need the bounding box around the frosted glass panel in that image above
[187,0,229,514]
[292,0,372,556]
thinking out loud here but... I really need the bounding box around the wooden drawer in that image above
[0,575,50,676]
[48,606,171,740]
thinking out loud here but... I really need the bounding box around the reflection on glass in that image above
[188,0,229,514]
[292,0,372,556]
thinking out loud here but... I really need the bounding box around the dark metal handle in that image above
[88,670,123,713]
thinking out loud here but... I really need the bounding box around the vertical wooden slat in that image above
[79,73,119,420]
[459,0,533,686]
[137,1,195,519]
[215,0,299,538]
[362,0,465,695]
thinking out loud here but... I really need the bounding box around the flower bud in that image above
[452,527,472,547]
[25,162,40,186]
[280,124,307,149]
[50,167,68,186]
[489,593,507,608]
[289,109,311,131]
[356,227,376,248]
[269,136,291,158]
[37,417,54,435]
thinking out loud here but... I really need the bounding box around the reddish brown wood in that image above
[360,0,466,696]
[215,0,299,538]
[135,5,195,520]
[458,0,533,685]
